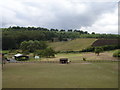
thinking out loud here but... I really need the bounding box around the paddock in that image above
[2,62,118,88]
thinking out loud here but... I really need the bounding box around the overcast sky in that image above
[0,0,119,34]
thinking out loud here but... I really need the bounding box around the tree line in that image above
[2,26,120,50]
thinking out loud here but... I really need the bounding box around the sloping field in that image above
[49,38,97,51]
[92,39,119,47]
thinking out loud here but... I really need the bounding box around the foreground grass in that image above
[3,62,118,88]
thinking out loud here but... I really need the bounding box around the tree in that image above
[113,50,120,57]
[60,29,65,32]
[43,48,56,58]
[34,48,56,58]
[94,47,103,56]
[20,40,47,53]
[92,32,95,34]
[68,29,73,32]
[2,36,16,50]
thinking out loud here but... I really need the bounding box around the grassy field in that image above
[2,50,119,88]
[48,38,97,51]
[30,50,118,61]
[3,62,118,88]
[3,50,119,62]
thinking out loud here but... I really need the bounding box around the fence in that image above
[7,60,119,63]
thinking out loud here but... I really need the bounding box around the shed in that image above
[60,58,69,64]
[14,53,29,61]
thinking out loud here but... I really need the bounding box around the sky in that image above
[0,0,119,34]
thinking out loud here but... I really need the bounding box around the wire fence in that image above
[7,59,119,64]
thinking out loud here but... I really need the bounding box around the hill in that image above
[92,39,119,47]
[48,38,97,51]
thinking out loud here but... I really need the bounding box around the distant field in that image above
[92,39,119,47]
[31,50,119,61]
[3,62,118,88]
[48,38,97,51]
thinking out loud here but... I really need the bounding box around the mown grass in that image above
[48,38,97,51]
[3,62,118,88]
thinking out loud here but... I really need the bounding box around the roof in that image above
[14,53,23,57]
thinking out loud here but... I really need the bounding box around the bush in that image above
[34,48,56,58]
[113,50,120,57]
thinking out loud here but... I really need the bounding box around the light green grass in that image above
[3,62,118,88]
[30,50,118,61]
[2,50,9,54]
[48,38,97,51]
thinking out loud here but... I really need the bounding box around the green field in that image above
[3,50,119,62]
[3,62,118,88]
[29,50,118,61]
[49,38,97,51]
[2,49,119,88]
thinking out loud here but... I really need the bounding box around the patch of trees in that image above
[34,48,56,58]
[20,40,47,53]
[59,45,120,53]
[81,45,120,52]
[20,40,56,58]
[113,50,120,57]
[2,28,80,50]
[80,34,120,38]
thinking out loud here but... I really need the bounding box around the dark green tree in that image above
[94,47,103,56]
[113,50,120,57]
[44,48,56,58]
[20,40,47,53]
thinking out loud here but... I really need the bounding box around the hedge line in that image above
[58,45,120,53]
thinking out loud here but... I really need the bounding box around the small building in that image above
[60,58,70,64]
[35,56,40,59]
[14,53,29,61]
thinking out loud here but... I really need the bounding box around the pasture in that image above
[3,62,118,88]
[48,38,97,51]
[2,50,119,88]
[30,50,118,61]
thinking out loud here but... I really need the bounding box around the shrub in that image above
[34,48,56,58]
[113,50,120,57]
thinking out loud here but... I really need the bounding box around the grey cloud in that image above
[1,0,118,32]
